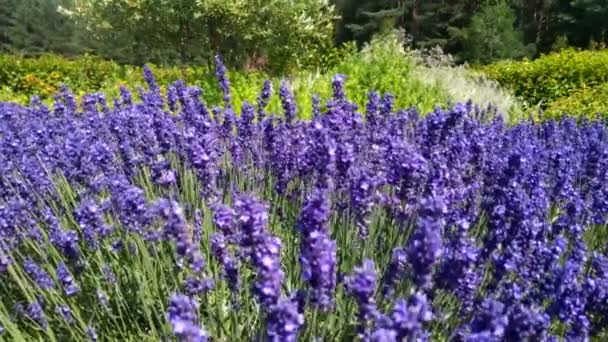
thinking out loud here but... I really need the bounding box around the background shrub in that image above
[545,82,608,120]
[0,35,451,118]
[482,48,608,107]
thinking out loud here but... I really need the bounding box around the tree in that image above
[0,0,14,51]
[74,0,335,72]
[452,1,534,64]
[335,1,485,59]
[510,0,553,51]
[551,0,608,48]
[336,0,405,47]
[4,0,82,56]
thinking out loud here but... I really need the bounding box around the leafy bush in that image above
[0,54,123,98]
[0,36,450,117]
[545,83,608,119]
[282,32,448,116]
[482,48,608,107]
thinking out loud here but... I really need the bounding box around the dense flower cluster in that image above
[0,56,607,341]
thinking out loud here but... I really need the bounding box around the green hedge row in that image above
[482,48,608,107]
[0,54,263,108]
[545,83,608,119]
[0,42,448,118]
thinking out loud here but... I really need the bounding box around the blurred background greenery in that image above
[2,0,608,120]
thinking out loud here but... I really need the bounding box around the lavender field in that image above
[0,57,607,341]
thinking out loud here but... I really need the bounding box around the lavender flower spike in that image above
[167,293,209,342]
[345,259,379,338]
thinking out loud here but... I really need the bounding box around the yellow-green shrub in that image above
[545,83,608,120]
[0,37,449,119]
[482,48,608,107]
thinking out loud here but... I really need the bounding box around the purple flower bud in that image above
[279,81,296,124]
[97,290,109,309]
[167,294,209,342]
[390,293,433,340]
[257,80,273,122]
[86,326,98,341]
[345,259,379,337]
[24,258,55,290]
[297,187,337,310]
[332,74,346,101]
[26,301,47,330]
[234,195,285,308]
[55,305,74,325]
[214,55,232,110]
[102,265,116,285]
[266,297,305,342]
[407,196,445,291]
[57,262,80,297]
[210,233,240,293]
[382,247,408,297]
[184,275,214,296]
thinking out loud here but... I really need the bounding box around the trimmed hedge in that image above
[483,49,608,107]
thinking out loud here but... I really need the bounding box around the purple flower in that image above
[55,305,74,325]
[436,235,481,314]
[369,327,397,342]
[57,262,80,296]
[23,258,55,290]
[102,265,116,285]
[365,91,381,127]
[167,84,178,112]
[193,209,203,246]
[184,275,214,296]
[86,326,98,341]
[234,195,270,256]
[75,198,113,251]
[279,80,296,124]
[251,235,284,307]
[26,301,47,330]
[350,165,381,238]
[212,203,236,241]
[345,259,379,337]
[234,195,285,307]
[257,80,273,121]
[464,299,509,341]
[154,199,202,271]
[298,230,337,309]
[167,294,209,342]
[210,233,240,293]
[407,196,445,291]
[296,187,337,309]
[390,292,433,340]
[214,55,232,110]
[22,301,49,330]
[116,85,132,107]
[55,229,81,260]
[266,297,305,342]
[110,184,148,234]
[381,247,408,297]
[332,74,346,101]
[0,252,11,272]
[504,304,551,340]
[312,94,321,119]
